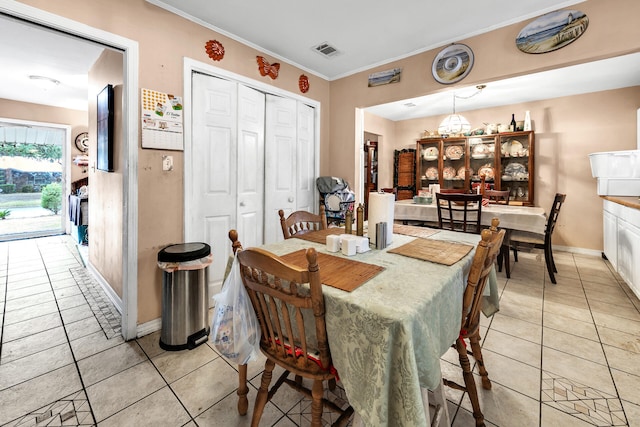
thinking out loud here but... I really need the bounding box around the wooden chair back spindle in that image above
[279,206,327,239]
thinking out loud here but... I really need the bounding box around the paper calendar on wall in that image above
[141,88,184,150]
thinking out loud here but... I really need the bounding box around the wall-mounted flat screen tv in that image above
[97,84,114,172]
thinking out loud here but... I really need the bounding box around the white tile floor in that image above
[1,235,639,426]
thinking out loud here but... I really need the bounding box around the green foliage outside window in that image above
[41,182,62,214]
[0,143,62,161]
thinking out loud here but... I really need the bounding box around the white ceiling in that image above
[148,0,586,81]
[0,15,105,112]
[1,0,639,121]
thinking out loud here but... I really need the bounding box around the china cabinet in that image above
[415,131,535,205]
[393,148,416,200]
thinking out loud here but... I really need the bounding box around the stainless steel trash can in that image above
[157,242,212,351]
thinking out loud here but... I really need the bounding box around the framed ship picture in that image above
[516,10,589,54]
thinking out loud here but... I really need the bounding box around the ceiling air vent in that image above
[312,42,340,58]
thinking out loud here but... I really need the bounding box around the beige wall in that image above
[16,0,330,324]
[88,49,124,298]
[336,0,640,253]
[0,98,88,183]
[14,0,640,326]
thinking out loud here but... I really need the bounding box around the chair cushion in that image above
[510,230,544,245]
[270,337,339,379]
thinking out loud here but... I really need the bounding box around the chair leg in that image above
[549,245,558,273]
[496,247,503,272]
[455,338,485,427]
[252,359,275,427]
[544,243,557,284]
[468,332,491,390]
[310,379,324,427]
[237,364,249,415]
[512,245,518,262]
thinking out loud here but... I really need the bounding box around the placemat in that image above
[292,227,348,244]
[280,250,384,292]
[392,224,440,239]
[387,239,473,266]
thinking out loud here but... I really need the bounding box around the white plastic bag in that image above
[210,254,261,364]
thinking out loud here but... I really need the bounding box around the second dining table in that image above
[394,198,547,234]
[241,225,499,426]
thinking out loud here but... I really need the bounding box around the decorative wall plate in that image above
[299,74,309,93]
[516,10,588,54]
[75,132,89,153]
[432,44,474,85]
[205,40,225,61]
[256,56,280,79]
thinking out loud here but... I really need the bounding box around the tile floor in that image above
[0,235,639,426]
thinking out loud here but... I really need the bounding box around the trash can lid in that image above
[158,242,211,262]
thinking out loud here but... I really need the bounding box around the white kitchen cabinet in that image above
[603,199,640,299]
[603,208,618,270]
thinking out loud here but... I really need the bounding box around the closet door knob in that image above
[239,201,246,207]
[288,197,294,203]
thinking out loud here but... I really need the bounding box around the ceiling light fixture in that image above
[438,85,486,136]
[28,75,60,90]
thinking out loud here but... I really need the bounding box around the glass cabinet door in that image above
[498,131,534,205]
[416,139,440,192]
[468,135,497,193]
[442,138,467,191]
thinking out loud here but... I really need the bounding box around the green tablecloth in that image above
[263,229,494,427]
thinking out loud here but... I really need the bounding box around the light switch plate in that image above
[162,155,173,171]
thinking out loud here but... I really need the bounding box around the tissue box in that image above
[355,236,370,253]
[341,235,358,256]
[326,235,341,253]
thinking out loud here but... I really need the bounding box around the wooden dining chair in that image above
[442,218,505,427]
[436,192,483,234]
[506,193,566,284]
[279,205,327,239]
[483,189,510,205]
[230,230,353,427]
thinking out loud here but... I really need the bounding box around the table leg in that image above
[237,363,249,415]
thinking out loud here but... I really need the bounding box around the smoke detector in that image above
[312,42,340,58]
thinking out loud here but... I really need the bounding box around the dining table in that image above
[394,199,547,234]
[395,199,547,278]
[235,225,500,427]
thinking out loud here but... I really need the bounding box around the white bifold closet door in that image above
[263,94,316,244]
[190,73,316,291]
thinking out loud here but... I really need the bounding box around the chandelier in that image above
[438,85,485,136]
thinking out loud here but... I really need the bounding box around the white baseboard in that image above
[87,263,124,314]
[136,318,162,338]
[553,245,602,258]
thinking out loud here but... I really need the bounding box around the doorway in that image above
[0,119,68,241]
[0,3,139,340]
[363,132,379,219]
